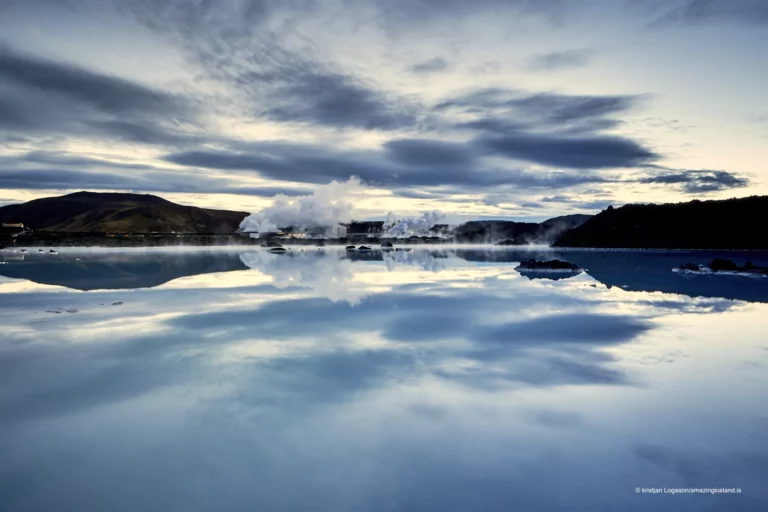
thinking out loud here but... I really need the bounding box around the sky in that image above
[0,0,766,222]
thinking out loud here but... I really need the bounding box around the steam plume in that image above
[381,211,446,238]
[239,178,365,235]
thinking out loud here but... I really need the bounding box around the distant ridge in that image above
[454,214,591,244]
[0,191,248,234]
[554,196,768,250]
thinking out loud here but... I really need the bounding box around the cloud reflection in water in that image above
[0,248,767,511]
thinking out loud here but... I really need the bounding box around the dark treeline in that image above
[554,196,768,250]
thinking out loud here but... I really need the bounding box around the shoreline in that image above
[3,243,768,254]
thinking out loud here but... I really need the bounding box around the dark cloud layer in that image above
[0,45,194,144]
[384,139,476,167]
[118,0,419,132]
[439,89,642,137]
[663,0,768,24]
[640,169,749,193]
[410,57,449,73]
[526,50,592,70]
[478,133,658,169]
[0,153,311,197]
[0,45,177,115]
[164,146,504,188]
[163,140,618,191]
[262,69,418,130]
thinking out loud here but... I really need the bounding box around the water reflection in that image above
[0,247,767,511]
[0,251,248,290]
[3,247,767,303]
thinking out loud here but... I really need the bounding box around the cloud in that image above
[640,169,749,193]
[261,68,419,130]
[0,44,195,144]
[163,140,615,190]
[410,57,448,73]
[16,151,156,170]
[117,0,419,131]
[384,138,476,167]
[0,45,178,115]
[477,132,658,169]
[438,89,644,140]
[661,0,768,25]
[474,313,651,346]
[369,0,565,27]
[540,195,571,203]
[0,167,310,197]
[526,50,592,70]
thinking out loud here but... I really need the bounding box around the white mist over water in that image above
[382,211,447,238]
[239,178,366,235]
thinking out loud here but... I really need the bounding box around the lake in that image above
[1,246,767,512]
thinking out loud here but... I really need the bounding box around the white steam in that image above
[239,178,365,235]
[381,211,446,238]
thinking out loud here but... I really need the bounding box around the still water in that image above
[1,247,767,512]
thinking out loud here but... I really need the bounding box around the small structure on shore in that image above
[381,241,394,250]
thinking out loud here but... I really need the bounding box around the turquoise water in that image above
[1,247,767,511]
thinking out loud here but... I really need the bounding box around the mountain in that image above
[454,214,592,244]
[0,192,248,234]
[554,196,768,250]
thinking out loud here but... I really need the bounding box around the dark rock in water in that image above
[381,241,393,249]
[48,249,58,254]
[38,249,45,252]
[345,245,356,251]
[112,302,123,306]
[676,259,768,277]
[268,247,287,254]
[358,245,373,252]
[516,259,581,271]
[709,258,739,272]
[261,240,283,248]
[519,272,579,282]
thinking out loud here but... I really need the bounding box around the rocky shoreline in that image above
[673,258,768,278]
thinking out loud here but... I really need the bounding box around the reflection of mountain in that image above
[516,270,583,281]
[562,250,768,304]
[0,252,249,290]
[454,248,768,303]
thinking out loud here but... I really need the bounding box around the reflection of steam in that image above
[383,250,448,272]
[239,249,452,303]
[382,211,446,238]
[239,178,364,235]
[239,251,368,303]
